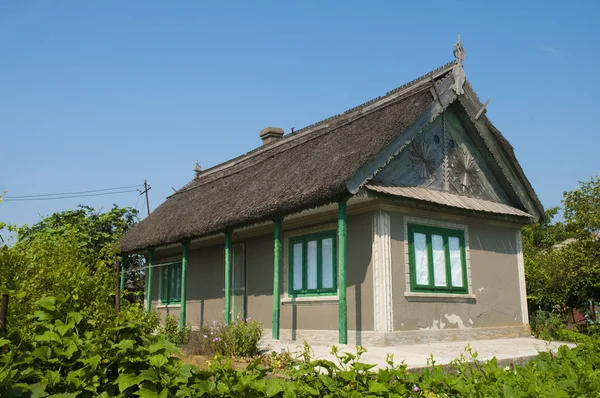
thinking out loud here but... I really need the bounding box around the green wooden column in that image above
[119,257,126,292]
[338,198,348,344]
[146,249,155,314]
[224,231,233,324]
[272,217,283,340]
[180,241,189,329]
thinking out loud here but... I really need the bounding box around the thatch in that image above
[120,62,543,252]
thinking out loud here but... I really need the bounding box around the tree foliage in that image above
[0,205,143,330]
[524,174,600,313]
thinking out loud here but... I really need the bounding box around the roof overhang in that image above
[365,183,533,223]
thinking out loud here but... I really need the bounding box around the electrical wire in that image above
[4,184,143,199]
[3,189,139,202]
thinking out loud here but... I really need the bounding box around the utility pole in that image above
[140,180,152,217]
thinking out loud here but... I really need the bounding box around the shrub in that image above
[530,310,567,340]
[4,293,600,397]
[184,318,263,357]
[157,313,192,346]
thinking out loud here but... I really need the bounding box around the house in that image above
[120,39,544,346]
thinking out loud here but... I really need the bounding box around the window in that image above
[160,262,182,304]
[289,231,337,296]
[408,224,467,294]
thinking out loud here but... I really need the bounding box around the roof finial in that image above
[452,34,466,95]
[193,161,203,179]
[453,34,466,66]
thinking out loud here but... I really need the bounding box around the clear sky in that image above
[2,1,598,232]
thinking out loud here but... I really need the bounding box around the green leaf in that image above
[115,372,140,392]
[37,296,56,311]
[81,355,101,370]
[36,330,62,343]
[0,338,10,347]
[137,368,160,384]
[264,379,287,397]
[47,393,80,398]
[28,382,48,398]
[149,354,168,369]
[135,387,168,398]
[191,380,216,394]
[31,346,52,360]
[114,339,135,351]
[34,310,53,321]
[368,380,389,393]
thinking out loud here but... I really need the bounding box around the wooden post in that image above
[146,250,155,314]
[272,217,283,340]
[338,198,348,344]
[224,231,233,324]
[115,260,121,314]
[0,295,8,331]
[180,241,189,329]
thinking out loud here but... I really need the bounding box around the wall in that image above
[151,242,225,327]
[388,206,524,331]
[279,211,374,333]
[150,211,375,332]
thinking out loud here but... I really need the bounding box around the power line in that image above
[4,184,143,199]
[3,189,140,202]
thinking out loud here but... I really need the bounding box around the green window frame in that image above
[288,230,337,297]
[160,262,182,304]
[408,224,468,294]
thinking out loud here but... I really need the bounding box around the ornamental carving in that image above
[452,35,466,95]
[450,147,480,193]
[409,138,438,180]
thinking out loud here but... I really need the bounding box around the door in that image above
[232,243,246,321]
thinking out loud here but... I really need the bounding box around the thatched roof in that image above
[120,61,542,252]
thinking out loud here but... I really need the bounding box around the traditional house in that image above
[120,39,543,346]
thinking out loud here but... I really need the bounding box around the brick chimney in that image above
[259,127,284,145]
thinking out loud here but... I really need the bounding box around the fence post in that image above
[0,294,8,331]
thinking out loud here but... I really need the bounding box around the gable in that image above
[372,106,518,207]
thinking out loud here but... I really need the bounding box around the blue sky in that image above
[1,1,598,231]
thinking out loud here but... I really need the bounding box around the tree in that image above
[0,205,143,330]
[524,174,600,314]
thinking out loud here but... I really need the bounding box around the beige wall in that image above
[151,243,225,326]
[279,211,374,332]
[148,202,524,335]
[150,211,375,332]
[388,206,524,331]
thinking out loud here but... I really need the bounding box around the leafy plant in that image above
[158,313,191,346]
[184,318,263,358]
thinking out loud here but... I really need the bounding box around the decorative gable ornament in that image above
[452,35,466,95]
[450,147,480,193]
[409,138,438,180]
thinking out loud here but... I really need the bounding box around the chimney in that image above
[259,127,284,145]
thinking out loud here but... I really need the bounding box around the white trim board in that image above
[372,211,394,332]
[516,229,529,325]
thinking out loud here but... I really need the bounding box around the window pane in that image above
[414,232,429,285]
[321,238,334,289]
[292,242,303,291]
[449,237,463,287]
[162,267,169,300]
[174,266,182,302]
[307,240,318,290]
[432,235,447,287]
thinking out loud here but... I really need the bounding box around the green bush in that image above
[3,293,600,397]
[530,310,567,340]
[184,318,264,358]
[158,313,192,346]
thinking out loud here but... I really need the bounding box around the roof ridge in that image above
[175,60,456,194]
[294,60,456,134]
